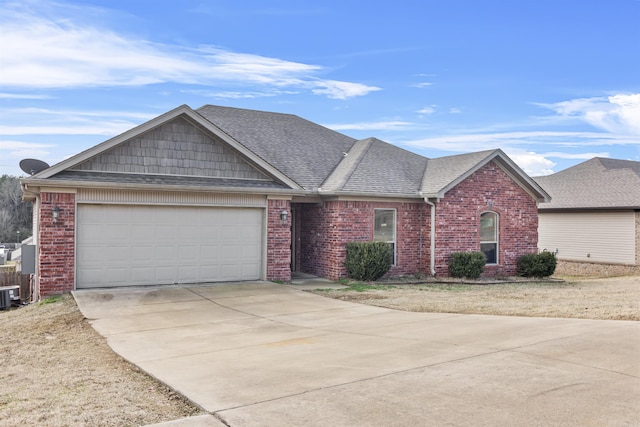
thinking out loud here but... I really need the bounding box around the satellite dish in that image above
[19,158,50,176]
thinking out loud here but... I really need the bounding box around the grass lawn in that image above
[312,276,640,321]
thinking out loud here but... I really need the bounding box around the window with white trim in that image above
[480,211,498,264]
[374,209,396,265]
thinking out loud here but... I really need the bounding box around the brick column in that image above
[266,199,291,282]
[38,192,75,296]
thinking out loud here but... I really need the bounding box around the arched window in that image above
[480,212,498,264]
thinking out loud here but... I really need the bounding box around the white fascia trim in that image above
[22,179,305,196]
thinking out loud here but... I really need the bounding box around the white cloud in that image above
[0,124,135,135]
[0,107,149,135]
[403,131,639,153]
[0,140,54,151]
[505,150,608,176]
[449,107,461,114]
[538,93,640,135]
[417,106,436,115]
[413,82,433,88]
[9,107,156,120]
[542,151,609,160]
[325,121,412,131]
[0,92,52,99]
[0,1,379,99]
[505,150,556,176]
[402,130,633,175]
[181,89,286,99]
[0,140,54,161]
[310,80,381,100]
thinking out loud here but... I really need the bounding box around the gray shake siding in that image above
[71,117,269,180]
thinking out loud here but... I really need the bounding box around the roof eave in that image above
[20,179,306,196]
[317,189,422,199]
[539,205,640,212]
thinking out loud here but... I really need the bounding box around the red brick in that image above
[38,192,75,296]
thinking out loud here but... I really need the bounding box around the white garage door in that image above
[77,204,263,288]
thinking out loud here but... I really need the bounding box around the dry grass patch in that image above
[315,276,640,321]
[0,294,202,427]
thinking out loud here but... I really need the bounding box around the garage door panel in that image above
[77,268,104,286]
[242,264,260,278]
[221,226,242,239]
[109,225,131,241]
[105,268,128,285]
[77,246,104,265]
[131,267,155,282]
[155,265,177,282]
[177,266,198,282]
[78,224,106,242]
[179,225,201,241]
[104,246,130,264]
[129,207,149,223]
[131,224,154,240]
[199,225,220,240]
[222,245,242,259]
[178,245,199,260]
[220,264,242,280]
[151,246,173,262]
[241,224,261,240]
[77,205,263,288]
[200,245,221,258]
[199,265,220,277]
[131,246,155,263]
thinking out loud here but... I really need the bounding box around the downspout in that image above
[424,198,436,276]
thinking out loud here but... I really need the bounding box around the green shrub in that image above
[448,251,486,279]
[345,241,393,281]
[517,251,557,278]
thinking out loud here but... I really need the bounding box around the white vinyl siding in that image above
[538,211,636,265]
[76,204,263,288]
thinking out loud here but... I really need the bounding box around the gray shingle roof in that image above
[26,104,548,202]
[337,138,427,195]
[196,105,356,190]
[534,157,640,210]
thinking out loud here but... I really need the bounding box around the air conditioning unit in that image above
[0,286,20,309]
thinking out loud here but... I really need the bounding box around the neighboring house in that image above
[534,157,640,276]
[21,104,549,297]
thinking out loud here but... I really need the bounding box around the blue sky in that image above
[1,0,639,178]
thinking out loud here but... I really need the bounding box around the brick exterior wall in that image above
[296,161,539,281]
[38,192,75,296]
[434,161,539,276]
[299,201,429,280]
[266,199,292,282]
[33,161,541,292]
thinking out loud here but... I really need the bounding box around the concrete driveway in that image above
[73,282,640,426]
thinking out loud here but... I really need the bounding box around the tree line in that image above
[0,175,33,243]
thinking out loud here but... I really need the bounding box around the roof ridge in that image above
[320,138,375,192]
[196,104,299,119]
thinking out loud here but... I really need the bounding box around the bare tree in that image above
[0,175,33,243]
